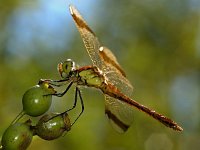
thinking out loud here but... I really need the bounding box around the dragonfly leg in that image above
[47,87,84,126]
[53,82,73,97]
[39,78,70,87]
[63,85,79,112]
[60,87,84,126]
[71,87,84,126]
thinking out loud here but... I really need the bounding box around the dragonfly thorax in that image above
[57,59,76,79]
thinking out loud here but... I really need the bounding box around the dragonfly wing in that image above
[102,51,133,96]
[70,6,128,80]
[69,5,103,69]
[99,46,126,77]
[105,95,135,133]
[70,5,135,132]
[102,47,135,133]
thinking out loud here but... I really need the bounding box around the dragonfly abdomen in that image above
[102,83,183,131]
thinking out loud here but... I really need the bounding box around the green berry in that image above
[35,113,71,140]
[1,121,33,150]
[22,81,56,117]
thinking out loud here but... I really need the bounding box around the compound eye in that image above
[57,59,76,79]
[64,63,68,70]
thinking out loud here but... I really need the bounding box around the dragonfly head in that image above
[57,59,76,79]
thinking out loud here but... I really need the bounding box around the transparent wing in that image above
[70,5,134,132]
[102,48,134,132]
[99,46,126,77]
[105,95,134,133]
[69,5,103,69]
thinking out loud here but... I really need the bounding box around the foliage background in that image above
[0,0,200,150]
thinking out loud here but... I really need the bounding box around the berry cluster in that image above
[0,80,71,150]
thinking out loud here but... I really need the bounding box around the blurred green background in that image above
[0,0,200,150]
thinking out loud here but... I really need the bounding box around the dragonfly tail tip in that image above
[176,126,183,132]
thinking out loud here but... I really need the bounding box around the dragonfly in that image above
[44,5,183,133]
